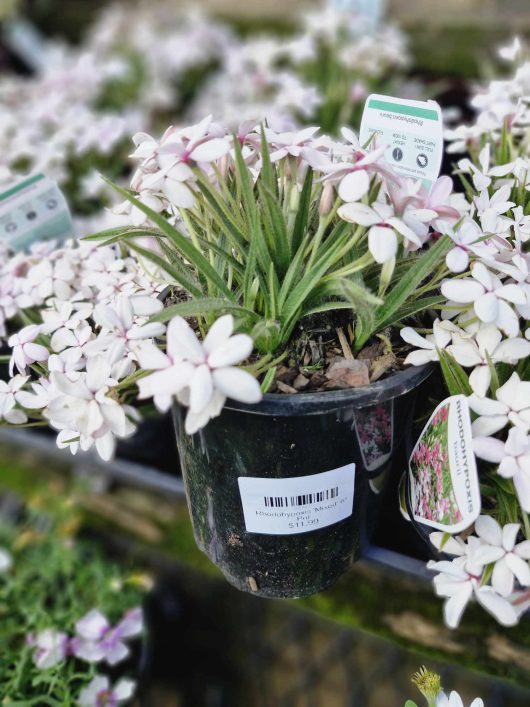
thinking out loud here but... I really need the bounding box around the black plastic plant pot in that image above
[172,363,432,599]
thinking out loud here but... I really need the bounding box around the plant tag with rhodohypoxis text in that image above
[406,395,480,534]
[238,463,355,535]
[360,93,443,191]
[0,173,73,252]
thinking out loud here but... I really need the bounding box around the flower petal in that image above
[368,225,397,264]
[441,279,484,304]
[189,364,214,414]
[166,316,205,364]
[203,315,234,356]
[338,170,370,203]
[476,586,519,625]
[212,367,262,404]
[443,581,473,628]
[207,334,253,368]
[474,514,503,545]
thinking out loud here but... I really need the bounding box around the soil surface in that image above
[163,289,414,394]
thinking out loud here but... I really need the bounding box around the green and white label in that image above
[407,395,480,534]
[238,463,355,536]
[360,93,444,190]
[0,173,73,252]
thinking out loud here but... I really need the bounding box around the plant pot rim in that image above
[225,362,434,417]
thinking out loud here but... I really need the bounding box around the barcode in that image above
[263,487,339,508]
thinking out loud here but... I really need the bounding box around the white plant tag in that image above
[329,0,386,30]
[408,395,480,534]
[2,20,48,72]
[360,93,444,191]
[238,463,355,536]
[0,173,73,252]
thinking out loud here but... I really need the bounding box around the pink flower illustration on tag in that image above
[353,400,393,472]
[410,402,463,525]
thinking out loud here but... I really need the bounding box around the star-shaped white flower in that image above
[338,201,422,264]
[441,262,525,337]
[469,372,530,436]
[474,428,530,512]
[448,324,530,397]
[400,319,458,365]
[137,314,262,434]
[472,515,530,596]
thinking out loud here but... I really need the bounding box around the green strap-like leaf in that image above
[258,181,290,276]
[102,178,235,300]
[438,349,473,396]
[126,241,203,298]
[369,236,451,342]
[291,167,313,255]
[82,225,163,241]
[150,298,260,324]
[375,295,445,330]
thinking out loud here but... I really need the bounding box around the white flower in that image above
[400,319,457,365]
[436,691,484,707]
[428,533,519,627]
[458,143,514,192]
[474,428,530,512]
[137,314,262,434]
[499,37,522,62]
[72,607,143,666]
[263,126,320,162]
[0,375,28,424]
[338,201,422,264]
[469,372,530,436]
[441,262,525,337]
[8,325,49,375]
[474,185,515,234]
[90,294,165,362]
[0,547,12,573]
[78,675,135,707]
[472,515,530,596]
[28,629,69,669]
[444,219,494,273]
[46,355,136,461]
[448,325,530,397]
[26,257,75,302]
[41,301,92,335]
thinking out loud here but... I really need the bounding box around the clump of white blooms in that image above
[401,38,530,629]
[0,0,411,220]
[2,113,463,459]
[0,239,166,460]
[2,0,530,633]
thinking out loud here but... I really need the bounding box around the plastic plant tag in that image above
[329,0,386,30]
[1,20,48,72]
[238,463,355,536]
[0,173,73,252]
[360,93,443,191]
[353,399,394,473]
[408,395,480,534]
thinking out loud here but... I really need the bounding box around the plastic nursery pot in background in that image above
[173,363,432,599]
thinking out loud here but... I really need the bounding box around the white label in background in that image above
[330,0,386,30]
[238,463,355,535]
[360,93,444,191]
[2,20,48,72]
[408,395,480,534]
[0,174,73,252]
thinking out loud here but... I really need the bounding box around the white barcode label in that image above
[238,464,355,535]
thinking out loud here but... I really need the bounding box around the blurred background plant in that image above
[0,483,148,704]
